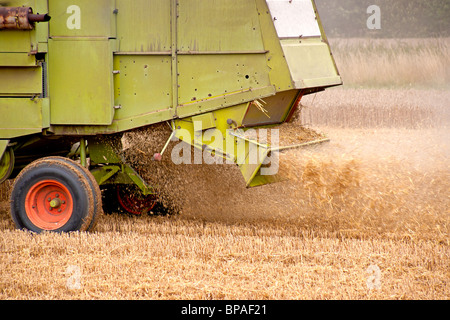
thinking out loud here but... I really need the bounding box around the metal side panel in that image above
[177,0,264,53]
[112,55,172,121]
[0,53,38,67]
[0,30,37,53]
[0,98,46,139]
[48,38,115,125]
[281,39,342,89]
[0,66,42,96]
[176,53,274,118]
[115,0,171,53]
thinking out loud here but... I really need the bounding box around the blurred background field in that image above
[329,38,450,89]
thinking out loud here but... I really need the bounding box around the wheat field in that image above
[328,38,450,89]
[0,39,449,300]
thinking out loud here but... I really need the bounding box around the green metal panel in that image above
[0,67,42,96]
[48,38,115,125]
[177,53,271,106]
[235,141,272,187]
[48,0,116,38]
[0,98,46,139]
[113,55,172,120]
[178,0,264,52]
[115,0,171,53]
[0,31,36,53]
[281,39,342,89]
[0,53,38,67]
[192,113,216,131]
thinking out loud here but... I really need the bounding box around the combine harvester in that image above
[0,0,341,233]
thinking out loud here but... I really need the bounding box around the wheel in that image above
[48,157,103,231]
[116,184,157,215]
[10,157,95,233]
[101,184,157,216]
[0,147,14,183]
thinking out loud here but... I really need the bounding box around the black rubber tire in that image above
[76,163,103,231]
[10,157,95,233]
[48,157,103,231]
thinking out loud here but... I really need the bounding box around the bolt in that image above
[49,198,61,208]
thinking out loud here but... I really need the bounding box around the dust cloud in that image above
[121,103,449,240]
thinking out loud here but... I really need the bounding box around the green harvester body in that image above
[1,0,341,194]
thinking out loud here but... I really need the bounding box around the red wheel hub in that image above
[25,180,73,230]
[116,186,156,215]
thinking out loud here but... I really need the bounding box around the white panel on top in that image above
[266,0,321,38]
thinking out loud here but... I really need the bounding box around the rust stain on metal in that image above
[0,7,50,30]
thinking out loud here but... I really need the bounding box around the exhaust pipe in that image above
[0,7,50,30]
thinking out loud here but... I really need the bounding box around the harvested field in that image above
[0,220,448,300]
[1,38,449,300]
